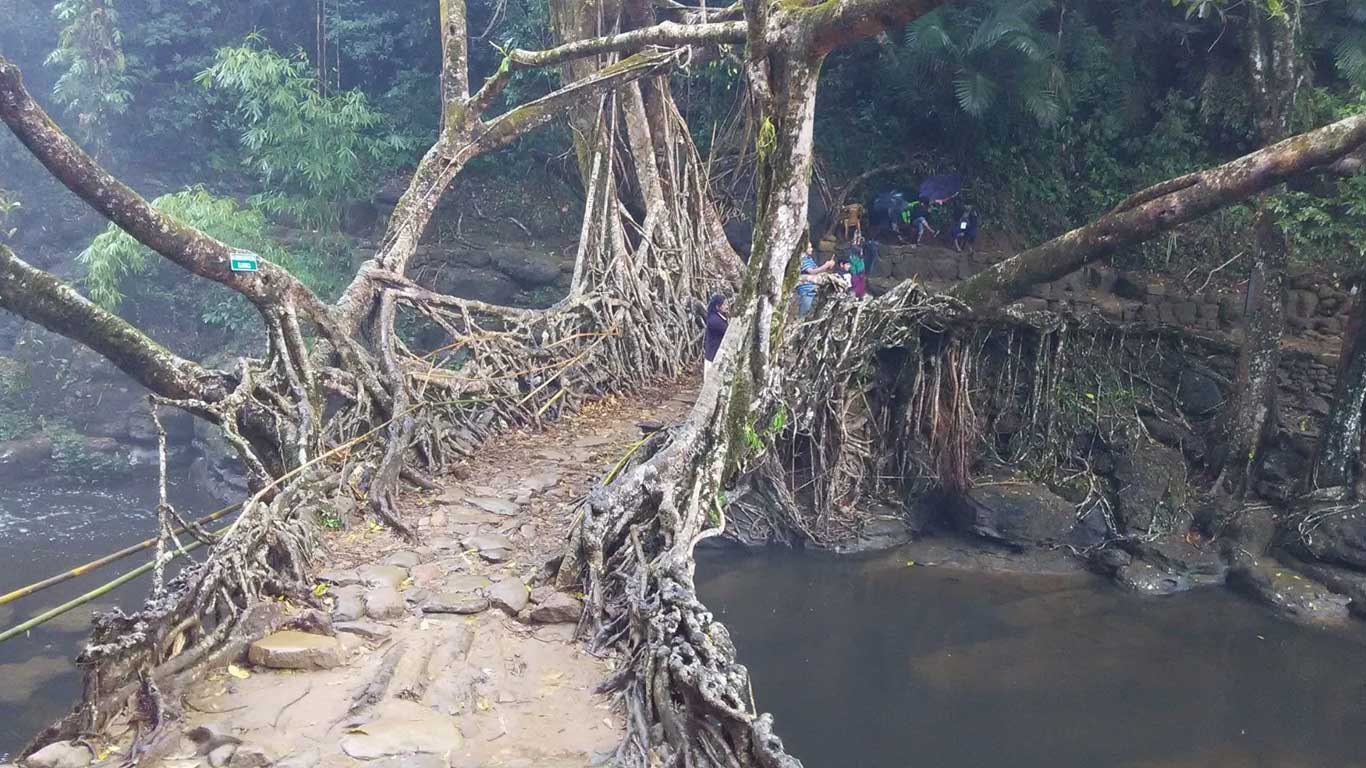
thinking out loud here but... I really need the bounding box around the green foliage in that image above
[896,0,1062,127]
[196,36,412,229]
[0,356,34,440]
[78,187,353,327]
[45,418,133,479]
[45,0,133,156]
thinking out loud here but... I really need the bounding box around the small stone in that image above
[364,586,407,620]
[185,723,241,755]
[20,742,93,768]
[247,631,342,670]
[356,564,408,589]
[480,548,510,563]
[514,491,533,506]
[334,621,393,640]
[527,592,583,624]
[273,749,321,768]
[423,593,490,614]
[427,509,448,527]
[383,550,421,569]
[331,584,366,622]
[467,496,520,516]
[520,471,560,494]
[227,745,273,768]
[488,578,529,615]
[207,744,236,768]
[338,632,367,657]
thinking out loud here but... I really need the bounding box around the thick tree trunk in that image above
[1208,6,1301,501]
[1310,283,1366,494]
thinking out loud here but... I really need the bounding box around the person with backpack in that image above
[848,233,869,297]
[954,205,980,253]
[902,197,937,245]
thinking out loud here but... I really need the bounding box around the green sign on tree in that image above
[229,250,259,273]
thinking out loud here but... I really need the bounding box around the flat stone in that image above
[464,533,514,555]
[364,586,407,620]
[479,548,510,563]
[21,742,93,768]
[528,585,556,604]
[423,593,490,615]
[442,574,492,594]
[357,564,409,590]
[383,550,421,569]
[467,496,520,516]
[445,506,504,525]
[535,448,573,461]
[273,750,321,768]
[371,756,447,768]
[247,631,342,670]
[520,472,560,494]
[317,568,362,586]
[488,578,529,615]
[331,585,367,622]
[574,435,613,448]
[335,621,394,641]
[339,706,463,759]
[408,562,445,589]
[527,592,583,624]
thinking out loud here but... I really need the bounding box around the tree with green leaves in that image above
[45,0,132,156]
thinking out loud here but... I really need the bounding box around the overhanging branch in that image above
[952,112,1366,310]
[506,20,745,69]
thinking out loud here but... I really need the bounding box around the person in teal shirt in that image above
[796,245,835,316]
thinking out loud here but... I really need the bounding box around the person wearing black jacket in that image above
[704,294,728,382]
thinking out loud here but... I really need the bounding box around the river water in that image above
[0,473,222,760]
[697,547,1366,768]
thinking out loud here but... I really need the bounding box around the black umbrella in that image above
[918,173,962,203]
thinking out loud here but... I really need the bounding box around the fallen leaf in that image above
[227,664,250,680]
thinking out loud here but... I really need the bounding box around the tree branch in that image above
[0,245,227,403]
[506,20,745,69]
[952,112,1366,309]
[802,0,948,56]
[0,56,330,319]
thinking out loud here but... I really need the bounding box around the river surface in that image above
[0,471,223,760]
[697,547,1366,768]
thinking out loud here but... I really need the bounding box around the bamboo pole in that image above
[0,502,241,608]
[0,534,214,645]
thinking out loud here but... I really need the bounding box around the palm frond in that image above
[954,69,1000,117]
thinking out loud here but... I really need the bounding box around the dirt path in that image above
[148,380,697,768]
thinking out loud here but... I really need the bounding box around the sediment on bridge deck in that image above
[68,381,698,768]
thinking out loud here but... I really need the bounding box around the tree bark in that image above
[950,112,1366,310]
[1209,5,1301,500]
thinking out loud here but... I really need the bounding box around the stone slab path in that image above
[143,381,697,768]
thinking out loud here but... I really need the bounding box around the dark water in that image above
[0,472,223,760]
[697,547,1366,768]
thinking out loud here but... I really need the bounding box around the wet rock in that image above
[1294,501,1366,570]
[331,585,367,622]
[953,482,1080,548]
[1293,560,1366,619]
[835,516,913,554]
[527,592,583,624]
[1113,441,1190,535]
[488,578,529,615]
[467,496,519,517]
[1177,369,1223,418]
[247,631,343,670]
[1133,535,1228,587]
[20,742,93,768]
[1230,558,1351,626]
[339,706,463,759]
[357,564,409,590]
[333,617,393,636]
[494,251,562,287]
[364,586,407,621]
[424,593,490,614]
[273,749,321,768]
[383,550,421,569]
[1114,561,1193,595]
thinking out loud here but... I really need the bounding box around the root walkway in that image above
[145,380,697,768]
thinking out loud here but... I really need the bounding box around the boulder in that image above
[1295,502,1366,570]
[1229,558,1352,627]
[364,586,407,620]
[493,251,562,287]
[953,482,1083,548]
[527,592,584,624]
[1112,441,1190,535]
[247,631,342,670]
[488,578,529,615]
[20,742,92,768]
[1176,369,1223,418]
